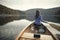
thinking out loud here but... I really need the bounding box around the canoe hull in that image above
[16,22,55,40]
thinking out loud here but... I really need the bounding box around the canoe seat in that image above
[21,32,54,40]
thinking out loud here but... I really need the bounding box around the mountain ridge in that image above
[0,4,60,25]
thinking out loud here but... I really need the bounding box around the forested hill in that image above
[0,4,25,25]
[25,7,60,23]
[0,4,60,25]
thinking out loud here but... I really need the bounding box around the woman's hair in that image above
[35,10,40,19]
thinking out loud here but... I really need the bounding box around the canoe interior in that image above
[16,23,55,40]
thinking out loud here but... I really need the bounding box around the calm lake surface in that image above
[0,18,60,40]
[0,19,32,40]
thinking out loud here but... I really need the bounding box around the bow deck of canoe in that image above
[16,22,60,40]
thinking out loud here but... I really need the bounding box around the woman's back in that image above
[34,10,42,25]
[35,16,42,25]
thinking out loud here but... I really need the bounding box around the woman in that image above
[34,10,42,33]
[34,10,42,25]
[34,10,46,33]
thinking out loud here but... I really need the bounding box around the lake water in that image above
[0,19,32,40]
[0,18,60,40]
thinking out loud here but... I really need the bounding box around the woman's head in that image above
[36,10,40,16]
[35,10,40,19]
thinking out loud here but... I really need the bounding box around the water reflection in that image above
[0,19,32,40]
[0,7,60,25]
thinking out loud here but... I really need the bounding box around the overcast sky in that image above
[0,0,60,10]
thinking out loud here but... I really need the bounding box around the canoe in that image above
[16,22,56,40]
